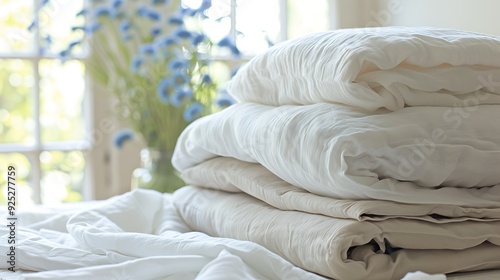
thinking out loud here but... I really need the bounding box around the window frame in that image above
[0,0,95,204]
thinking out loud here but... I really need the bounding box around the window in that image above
[203,0,335,95]
[0,0,335,206]
[0,0,89,206]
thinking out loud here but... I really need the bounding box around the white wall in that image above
[371,0,500,36]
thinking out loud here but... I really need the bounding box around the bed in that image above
[2,27,500,280]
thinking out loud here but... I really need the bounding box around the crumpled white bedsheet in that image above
[0,190,322,280]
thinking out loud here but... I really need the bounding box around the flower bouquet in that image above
[41,0,241,192]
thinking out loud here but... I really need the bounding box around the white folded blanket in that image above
[181,157,500,222]
[228,27,500,111]
[174,186,500,280]
[172,102,500,206]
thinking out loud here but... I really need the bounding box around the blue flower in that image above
[168,14,184,25]
[168,57,189,71]
[59,49,70,58]
[137,6,161,20]
[157,78,172,103]
[94,5,111,18]
[218,37,241,56]
[183,103,203,121]
[120,19,131,32]
[152,0,168,4]
[170,89,193,107]
[44,35,52,44]
[71,26,84,31]
[113,129,134,148]
[181,8,197,16]
[67,41,80,49]
[202,74,212,84]
[151,27,162,37]
[76,9,87,16]
[229,45,241,56]
[155,36,177,47]
[139,44,155,55]
[131,56,144,72]
[217,36,235,47]
[172,72,189,87]
[137,5,148,16]
[112,0,123,8]
[146,10,161,21]
[198,0,212,11]
[27,20,38,32]
[174,28,191,39]
[84,22,101,33]
[192,33,206,45]
[215,95,235,107]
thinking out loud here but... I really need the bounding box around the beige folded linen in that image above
[180,157,500,223]
[173,186,500,280]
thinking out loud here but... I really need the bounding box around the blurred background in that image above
[1,0,499,207]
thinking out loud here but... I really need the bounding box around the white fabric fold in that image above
[172,102,500,206]
[174,186,500,280]
[181,157,500,222]
[228,27,500,111]
[0,190,322,280]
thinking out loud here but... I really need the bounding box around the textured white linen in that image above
[0,190,322,280]
[174,186,500,280]
[228,27,500,111]
[172,102,500,206]
[181,157,500,222]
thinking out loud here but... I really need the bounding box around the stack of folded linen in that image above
[171,27,500,280]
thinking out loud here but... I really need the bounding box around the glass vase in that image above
[131,148,185,193]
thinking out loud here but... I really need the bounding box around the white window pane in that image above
[40,59,85,142]
[0,0,34,53]
[39,0,85,55]
[201,0,232,55]
[0,153,34,207]
[0,59,35,144]
[205,0,232,20]
[235,0,280,55]
[40,150,85,205]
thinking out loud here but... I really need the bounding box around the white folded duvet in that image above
[228,27,500,111]
[172,102,500,206]
[174,186,500,280]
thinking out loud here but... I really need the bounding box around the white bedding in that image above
[172,102,500,206]
[0,190,322,280]
[174,186,500,280]
[6,27,500,280]
[1,189,498,280]
[181,157,500,222]
[228,27,500,111]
